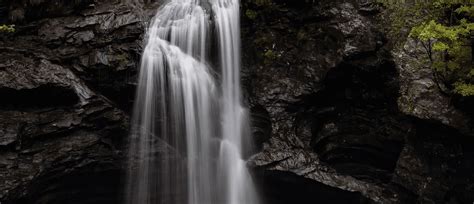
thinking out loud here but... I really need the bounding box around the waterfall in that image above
[213,0,259,203]
[125,0,260,203]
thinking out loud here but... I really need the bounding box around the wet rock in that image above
[250,105,272,151]
[1,0,155,111]
[243,0,474,203]
[393,120,474,204]
[0,123,18,147]
[0,2,134,203]
[395,39,472,132]
[6,0,95,22]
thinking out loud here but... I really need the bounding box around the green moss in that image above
[296,30,308,41]
[245,9,258,20]
[264,50,277,59]
[254,36,270,47]
[263,49,278,65]
[254,0,272,6]
[115,53,129,66]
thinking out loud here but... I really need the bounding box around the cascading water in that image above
[125,0,260,203]
[213,0,259,203]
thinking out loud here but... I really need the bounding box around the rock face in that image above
[0,53,128,204]
[0,0,473,203]
[0,0,158,203]
[242,0,474,203]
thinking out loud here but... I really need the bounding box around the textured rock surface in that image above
[0,0,157,203]
[0,0,473,203]
[242,0,474,203]
[1,0,161,111]
[395,39,472,132]
[0,54,128,203]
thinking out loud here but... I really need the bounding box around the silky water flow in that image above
[125,0,260,203]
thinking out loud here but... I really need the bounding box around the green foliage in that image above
[454,82,474,96]
[0,24,15,33]
[376,0,443,43]
[380,0,474,97]
[254,0,273,6]
[245,9,258,20]
[264,50,277,59]
[263,49,278,65]
[456,5,474,16]
[409,5,474,96]
[410,20,461,43]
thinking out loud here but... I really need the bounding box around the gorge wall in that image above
[0,0,473,203]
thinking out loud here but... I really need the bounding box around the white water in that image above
[126,0,260,203]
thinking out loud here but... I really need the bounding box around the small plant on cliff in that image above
[0,24,15,33]
[379,0,474,96]
[409,3,474,96]
[245,9,258,20]
[253,0,272,6]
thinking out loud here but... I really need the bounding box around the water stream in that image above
[125,0,259,203]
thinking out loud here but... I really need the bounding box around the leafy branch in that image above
[0,24,15,33]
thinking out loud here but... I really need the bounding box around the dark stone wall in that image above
[0,1,149,203]
[242,0,474,203]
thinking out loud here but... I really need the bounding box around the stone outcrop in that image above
[242,0,474,203]
[0,1,155,203]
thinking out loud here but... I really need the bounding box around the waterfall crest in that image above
[125,0,260,203]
